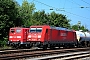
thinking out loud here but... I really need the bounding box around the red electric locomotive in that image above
[8,27,29,48]
[27,25,77,49]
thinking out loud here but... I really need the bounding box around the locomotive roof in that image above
[10,27,29,29]
[50,26,73,31]
[30,25,49,27]
[30,25,73,31]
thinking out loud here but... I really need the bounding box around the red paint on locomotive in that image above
[27,25,50,42]
[27,25,77,48]
[8,27,29,47]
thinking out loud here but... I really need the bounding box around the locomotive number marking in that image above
[63,37,66,40]
[61,33,67,36]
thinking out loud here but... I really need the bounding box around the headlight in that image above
[38,35,41,38]
[9,36,13,38]
[28,35,31,38]
[17,36,21,38]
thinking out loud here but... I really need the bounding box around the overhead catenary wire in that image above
[64,11,90,19]
[67,0,90,17]
[33,0,90,21]
[33,0,65,11]
[68,0,90,9]
[69,0,81,6]
[81,0,90,6]
[80,0,90,11]
[33,0,55,9]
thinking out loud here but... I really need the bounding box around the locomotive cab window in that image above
[16,29,21,33]
[30,28,42,32]
[30,28,36,32]
[10,29,15,33]
[36,28,42,32]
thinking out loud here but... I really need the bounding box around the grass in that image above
[0,46,12,49]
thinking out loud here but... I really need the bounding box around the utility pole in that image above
[78,21,81,30]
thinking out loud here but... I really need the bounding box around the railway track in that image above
[29,51,90,60]
[0,47,39,54]
[0,47,90,60]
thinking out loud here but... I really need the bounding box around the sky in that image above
[16,0,90,30]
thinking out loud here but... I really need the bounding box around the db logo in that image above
[61,33,67,36]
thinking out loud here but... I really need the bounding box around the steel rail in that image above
[28,51,90,60]
[0,47,90,60]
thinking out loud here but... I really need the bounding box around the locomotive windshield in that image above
[36,28,42,32]
[16,29,21,33]
[10,29,15,33]
[30,28,42,32]
[30,28,36,32]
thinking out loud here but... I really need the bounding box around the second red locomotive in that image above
[27,25,77,49]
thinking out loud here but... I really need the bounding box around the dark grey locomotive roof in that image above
[50,26,73,31]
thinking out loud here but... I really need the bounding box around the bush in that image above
[0,38,8,47]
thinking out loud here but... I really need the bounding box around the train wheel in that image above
[76,42,82,48]
[80,41,88,47]
[88,42,90,47]
[42,45,47,50]
[84,41,87,47]
[50,46,55,49]
[43,47,47,50]
[13,45,19,49]
[49,44,55,49]
[87,41,90,47]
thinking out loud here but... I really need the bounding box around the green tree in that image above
[18,0,35,27]
[71,21,88,31]
[48,11,71,28]
[71,25,79,30]
[32,11,71,28]
[32,10,47,25]
[0,0,19,47]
